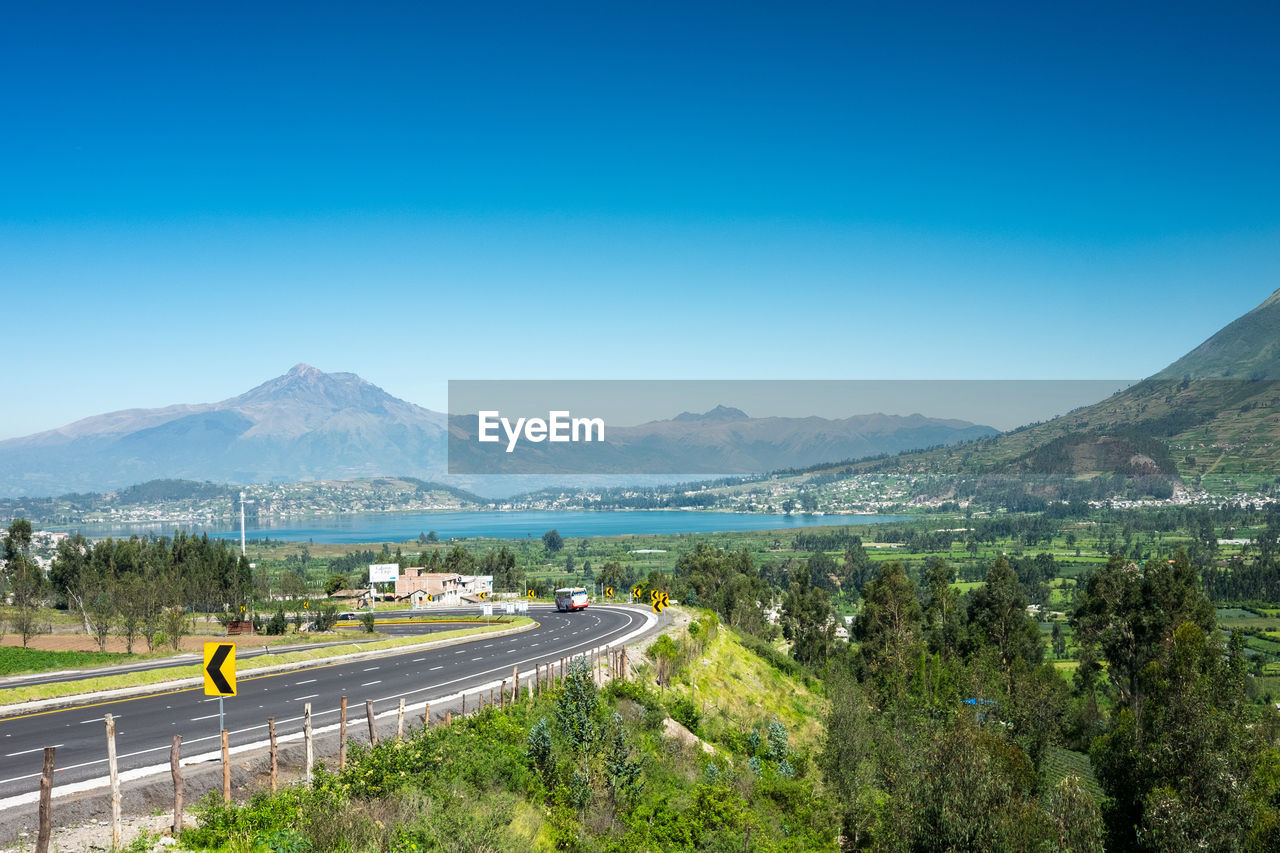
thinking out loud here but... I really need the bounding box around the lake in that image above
[69,510,909,544]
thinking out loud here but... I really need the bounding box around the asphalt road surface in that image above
[0,605,650,802]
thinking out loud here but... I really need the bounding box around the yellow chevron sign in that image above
[203,642,236,696]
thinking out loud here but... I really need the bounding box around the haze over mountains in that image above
[448,404,996,475]
[0,365,447,497]
[0,366,996,498]
[6,289,1278,502]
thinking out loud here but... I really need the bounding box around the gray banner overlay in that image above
[448,380,1132,475]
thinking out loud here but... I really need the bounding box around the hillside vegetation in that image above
[179,617,840,852]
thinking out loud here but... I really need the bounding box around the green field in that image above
[0,646,138,677]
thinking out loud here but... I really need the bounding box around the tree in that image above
[1072,550,1214,721]
[556,656,598,753]
[162,605,190,651]
[967,556,1043,692]
[1045,774,1105,853]
[325,573,349,596]
[542,529,564,554]
[781,561,834,666]
[647,634,680,690]
[1091,625,1272,851]
[923,557,963,659]
[118,572,156,653]
[279,570,306,600]
[600,561,626,595]
[443,544,475,573]
[80,570,118,652]
[49,533,90,607]
[4,518,47,648]
[854,561,922,702]
[603,712,644,807]
[479,546,520,591]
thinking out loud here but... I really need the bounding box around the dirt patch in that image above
[662,716,714,754]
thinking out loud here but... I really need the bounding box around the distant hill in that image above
[448,408,998,475]
[806,289,1280,499]
[0,365,448,496]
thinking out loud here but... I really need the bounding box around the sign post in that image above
[203,642,237,732]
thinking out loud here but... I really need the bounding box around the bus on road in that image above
[554,586,589,612]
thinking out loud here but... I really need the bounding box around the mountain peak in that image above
[672,405,750,423]
[225,364,396,413]
[1155,290,1280,380]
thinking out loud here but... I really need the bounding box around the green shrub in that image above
[265,609,288,636]
[666,695,701,732]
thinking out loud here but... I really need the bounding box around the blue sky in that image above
[2,1,1278,439]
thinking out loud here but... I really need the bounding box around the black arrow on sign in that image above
[206,644,233,694]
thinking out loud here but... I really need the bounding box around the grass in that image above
[664,621,826,750]
[0,617,532,707]
[0,646,139,677]
[1041,744,1103,801]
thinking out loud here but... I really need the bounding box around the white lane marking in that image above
[190,714,220,722]
[429,666,443,671]
[412,658,426,662]
[471,657,484,661]
[294,694,319,702]
[362,666,379,672]
[6,746,62,757]
[0,606,651,798]
[295,679,316,685]
[361,681,381,687]
[80,717,118,724]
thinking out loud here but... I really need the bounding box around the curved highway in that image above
[0,605,652,802]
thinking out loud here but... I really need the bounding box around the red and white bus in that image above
[554,587,589,612]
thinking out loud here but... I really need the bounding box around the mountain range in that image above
[6,289,1278,501]
[0,366,996,497]
[0,365,448,497]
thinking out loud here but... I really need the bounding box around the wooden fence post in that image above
[171,735,183,836]
[339,696,348,770]
[445,711,452,726]
[304,702,314,783]
[366,699,379,746]
[36,746,55,853]
[397,698,405,740]
[268,717,277,792]
[105,714,121,849]
[221,730,231,804]
[423,701,430,728]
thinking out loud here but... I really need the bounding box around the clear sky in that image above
[3,1,1278,439]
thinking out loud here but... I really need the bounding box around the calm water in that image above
[68,510,907,544]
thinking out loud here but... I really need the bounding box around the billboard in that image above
[368,563,399,583]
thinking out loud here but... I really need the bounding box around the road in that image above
[0,605,651,802]
[0,613,496,690]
